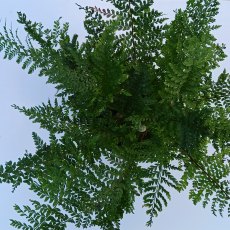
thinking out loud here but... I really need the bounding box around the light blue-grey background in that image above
[0,1,229,229]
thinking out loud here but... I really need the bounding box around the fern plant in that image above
[0,0,229,229]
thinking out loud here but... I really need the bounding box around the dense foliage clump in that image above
[0,0,229,229]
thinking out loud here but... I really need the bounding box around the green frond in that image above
[143,164,179,226]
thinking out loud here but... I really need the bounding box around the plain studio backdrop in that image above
[0,1,229,229]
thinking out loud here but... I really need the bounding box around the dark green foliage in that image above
[0,0,229,229]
